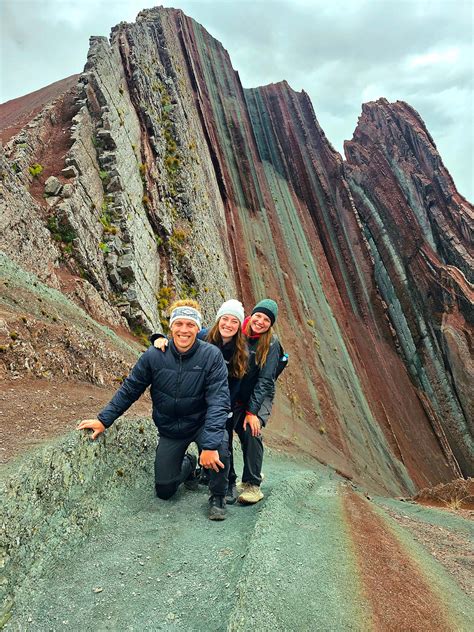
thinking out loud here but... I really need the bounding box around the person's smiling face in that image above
[248,312,271,335]
[171,318,199,352]
[218,314,240,342]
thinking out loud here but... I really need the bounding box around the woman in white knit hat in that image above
[152,298,248,503]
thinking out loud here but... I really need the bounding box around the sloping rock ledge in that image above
[0,417,157,625]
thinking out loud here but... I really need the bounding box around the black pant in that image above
[154,426,229,500]
[201,415,234,486]
[228,404,264,486]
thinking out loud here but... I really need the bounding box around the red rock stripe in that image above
[343,492,453,631]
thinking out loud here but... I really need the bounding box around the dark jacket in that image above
[97,339,230,450]
[197,328,241,406]
[238,335,280,415]
[151,329,242,406]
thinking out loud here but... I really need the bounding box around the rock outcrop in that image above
[345,99,473,475]
[1,7,472,492]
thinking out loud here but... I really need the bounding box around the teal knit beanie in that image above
[251,299,278,325]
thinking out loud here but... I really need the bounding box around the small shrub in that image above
[47,215,77,244]
[171,228,188,244]
[181,284,198,299]
[99,212,117,234]
[307,319,315,328]
[99,242,110,254]
[164,155,180,173]
[156,286,174,311]
[9,331,19,341]
[99,170,110,183]
[28,163,43,177]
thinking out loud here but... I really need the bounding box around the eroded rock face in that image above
[0,146,62,290]
[344,99,473,475]
[59,23,236,331]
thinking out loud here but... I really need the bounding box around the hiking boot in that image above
[183,453,199,491]
[236,474,264,492]
[238,484,264,505]
[225,483,238,505]
[236,481,250,493]
[208,495,226,521]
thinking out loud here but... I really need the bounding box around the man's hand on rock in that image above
[200,449,224,472]
[77,419,106,440]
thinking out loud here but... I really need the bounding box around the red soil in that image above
[0,75,79,143]
[0,377,152,465]
[343,491,454,631]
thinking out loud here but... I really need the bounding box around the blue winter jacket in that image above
[97,339,230,450]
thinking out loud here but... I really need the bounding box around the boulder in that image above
[44,176,62,196]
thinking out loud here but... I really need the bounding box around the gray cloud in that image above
[1,0,472,199]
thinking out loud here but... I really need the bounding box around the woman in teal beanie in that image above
[230,298,281,505]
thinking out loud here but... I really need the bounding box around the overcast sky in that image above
[1,0,473,200]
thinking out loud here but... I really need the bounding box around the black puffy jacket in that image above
[97,339,230,450]
[237,335,280,415]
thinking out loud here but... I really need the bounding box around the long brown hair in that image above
[244,320,273,368]
[206,321,248,379]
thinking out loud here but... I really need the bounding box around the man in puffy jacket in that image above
[77,301,231,521]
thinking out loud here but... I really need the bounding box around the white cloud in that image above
[407,47,460,69]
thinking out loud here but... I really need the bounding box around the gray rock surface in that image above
[0,23,237,334]
[44,175,62,196]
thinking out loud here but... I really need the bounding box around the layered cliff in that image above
[1,6,472,493]
[345,100,473,475]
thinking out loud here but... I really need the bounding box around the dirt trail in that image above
[3,433,472,632]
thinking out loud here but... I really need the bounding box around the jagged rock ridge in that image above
[0,7,472,491]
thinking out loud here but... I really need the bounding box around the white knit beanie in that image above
[215,299,245,325]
